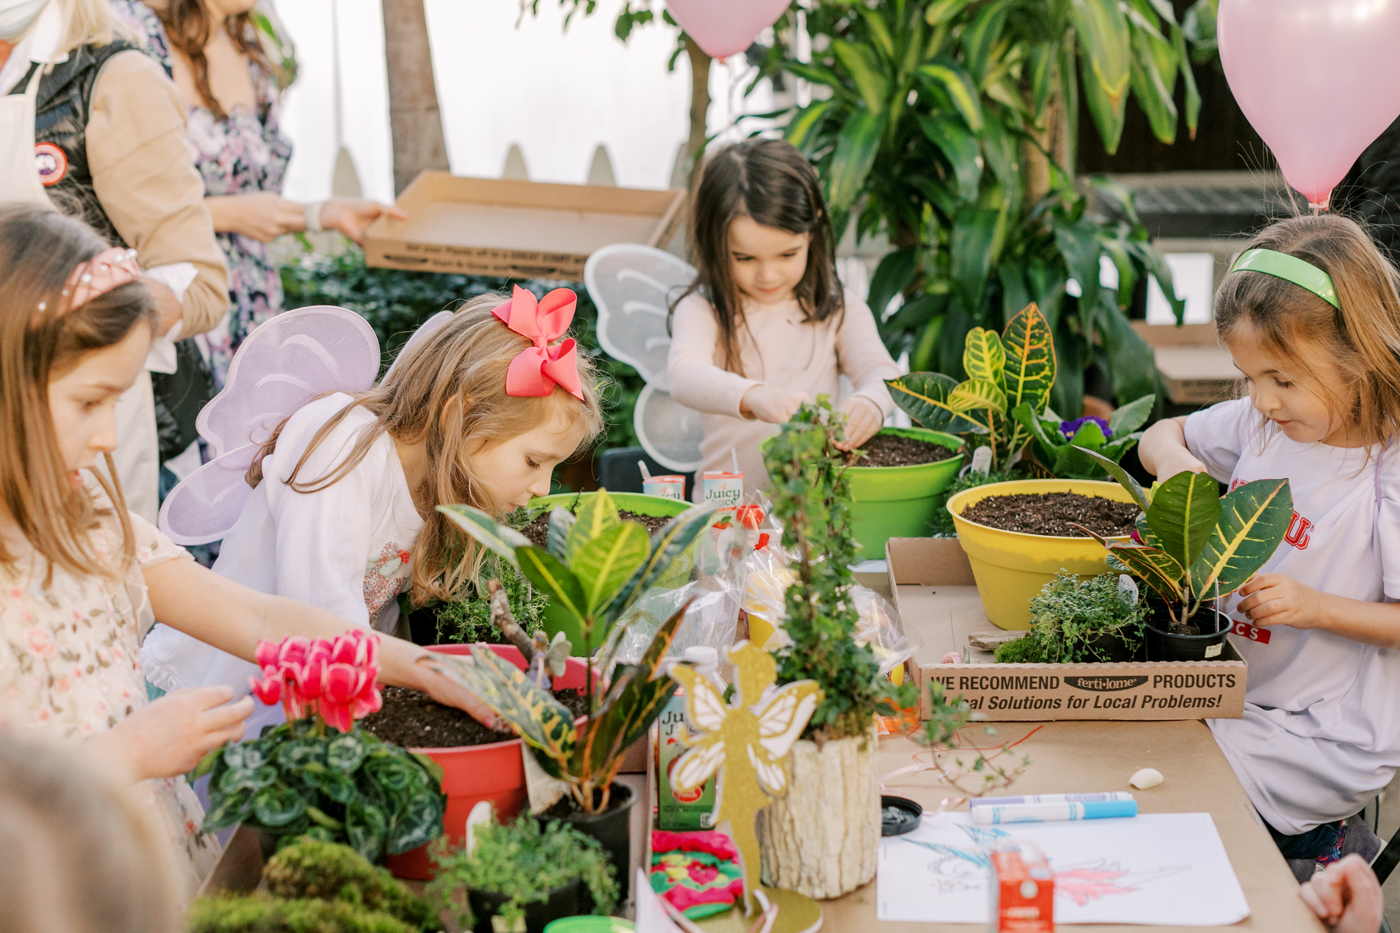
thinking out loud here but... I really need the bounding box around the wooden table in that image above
[817,719,1326,932]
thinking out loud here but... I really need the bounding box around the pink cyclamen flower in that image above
[247,631,382,731]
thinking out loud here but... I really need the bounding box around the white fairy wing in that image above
[747,742,790,797]
[634,383,704,474]
[672,739,726,794]
[584,243,696,386]
[157,444,258,545]
[755,681,822,762]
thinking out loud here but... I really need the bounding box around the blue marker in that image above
[971,799,1139,825]
[970,792,1134,808]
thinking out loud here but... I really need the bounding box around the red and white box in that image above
[989,841,1054,933]
[643,474,686,500]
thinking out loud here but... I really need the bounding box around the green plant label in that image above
[656,695,714,831]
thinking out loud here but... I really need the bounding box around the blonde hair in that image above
[248,293,604,605]
[1215,213,1400,450]
[0,204,154,582]
[0,733,181,933]
[53,0,138,57]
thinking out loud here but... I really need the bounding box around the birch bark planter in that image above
[757,727,879,899]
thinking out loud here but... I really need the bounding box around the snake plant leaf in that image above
[948,378,1008,415]
[828,109,886,212]
[962,327,1007,387]
[437,504,531,568]
[1103,543,1185,603]
[1145,470,1221,576]
[1001,303,1056,417]
[1189,479,1293,600]
[1072,0,1133,153]
[547,506,575,561]
[785,97,839,150]
[517,546,587,626]
[1109,394,1156,438]
[604,505,716,620]
[574,522,651,616]
[567,488,621,562]
[917,58,983,131]
[885,372,984,434]
[832,39,889,115]
[917,113,982,202]
[1074,446,1153,513]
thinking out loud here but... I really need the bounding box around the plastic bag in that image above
[851,586,919,676]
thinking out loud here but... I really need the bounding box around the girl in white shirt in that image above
[666,139,900,492]
[142,289,603,700]
[1139,213,1400,869]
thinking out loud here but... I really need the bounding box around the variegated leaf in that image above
[1189,479,1293,600]
[885,372,986,434]
[1145,470,1220,578]
[1001,303,1056,415]
[1103,542,1185,604]
[574,522,650,615]
[436,505,531,567]
[962,328,1006,388]
[516,546,587,628]
[604,507,715,619]
[546,507,575,561]
[947,378,1008,415]
[567,488,622,562]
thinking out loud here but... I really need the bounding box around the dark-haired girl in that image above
[666,138,899,493]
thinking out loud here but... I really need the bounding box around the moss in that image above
[994,636,1049,664]
[186,895,416,933]
[264,840,428,928]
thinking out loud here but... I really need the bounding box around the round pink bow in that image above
[492,285,585,401]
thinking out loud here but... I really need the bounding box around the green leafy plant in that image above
[929,469,1015,536]
[998,571,1147,664]
[886,303,1055,470]
[264,839,429,928]
[425,490,714,812]
[915,682,1028,797]
[187,895,418,933]
[763,398,917,739]
[427,815,618,930]
[1078,448,1293,629]
[433,554,549,645]
[1013,393,1154,479]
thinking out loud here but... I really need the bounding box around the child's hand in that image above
[740,385,809,424]
[93,686,254,781]
[1235,574,1328,630]
[834,397,883,451]
[1153,448,1210,479]
[1300,854,1383,933]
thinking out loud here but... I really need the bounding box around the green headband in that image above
[1229,248,1340,310]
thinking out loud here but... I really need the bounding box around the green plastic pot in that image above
[542,918,634,933]
[527,492,692,653]
[843,427,964,558]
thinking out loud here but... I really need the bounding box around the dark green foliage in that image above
[186,895,416,933]
[929,470,1014,536]
[1010,571,1147,663]
[264,840,428,928]
[763,397,917,740]
[994,636,1049,664]
[427,816,618,928]
[279,246,643,451]
[192,717,446,863]
[434,555,549,645]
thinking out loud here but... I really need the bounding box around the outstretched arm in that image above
[1137,416,1209,478]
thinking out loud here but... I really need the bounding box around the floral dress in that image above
[0,488,219,899]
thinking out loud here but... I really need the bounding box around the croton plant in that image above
[194,629,446,861]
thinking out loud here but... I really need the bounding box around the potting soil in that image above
[845,432,958,467]
[961,492,1138,537]
[361,685,588,749]
[521,508,672,549]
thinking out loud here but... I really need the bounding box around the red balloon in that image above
[665,0,791,60]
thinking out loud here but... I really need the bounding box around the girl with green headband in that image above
[1139,213,1400,879]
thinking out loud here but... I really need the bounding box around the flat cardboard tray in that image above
[1133,321,1241,405]
[886,536,1246,722]
[364,172,687,280]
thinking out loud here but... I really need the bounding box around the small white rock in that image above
[1130,767,1164,789]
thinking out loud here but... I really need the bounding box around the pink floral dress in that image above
[0,490,218,898]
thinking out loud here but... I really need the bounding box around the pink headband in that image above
[37,247,143,319]
[492,285,585,401]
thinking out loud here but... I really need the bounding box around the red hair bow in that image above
[492,285,585,401]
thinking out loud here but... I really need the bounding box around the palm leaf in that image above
[1189,479,1293,600]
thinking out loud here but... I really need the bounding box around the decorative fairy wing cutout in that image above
[755,681,823,763]
[584,244,705,473]
[681,667,729,732]
[159,306,382,545]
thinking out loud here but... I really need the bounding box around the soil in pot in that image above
[468,879,581,933]
[845,432,959,467]
[538,783,636,902]
[360,686,588,749]
[960,492,1139,537]
[520,508,670,549]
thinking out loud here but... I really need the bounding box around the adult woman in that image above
[143,0,402,389]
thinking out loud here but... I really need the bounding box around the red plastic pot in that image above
[385,644,589,880]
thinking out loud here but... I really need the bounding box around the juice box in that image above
[656,696,715,830]
[702,471,743,510]
[989,841,1054,933]
[643,474,686,500]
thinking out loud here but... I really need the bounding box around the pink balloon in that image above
[1219,0,1400,209]
[665,0,790,60]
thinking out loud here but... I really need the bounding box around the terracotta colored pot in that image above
[385,644,589,880]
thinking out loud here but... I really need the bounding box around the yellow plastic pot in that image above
[947,479,1135,630]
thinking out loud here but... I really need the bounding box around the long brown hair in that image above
[1215,213,1400,450]
[0,204,154,582]
[677,138,843,376]
[156,0,278,119]
[247,294,604,606]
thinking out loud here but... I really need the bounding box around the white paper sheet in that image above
[877,811,1250,926]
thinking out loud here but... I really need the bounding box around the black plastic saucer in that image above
[881,795,923,836]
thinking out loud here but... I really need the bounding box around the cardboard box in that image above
[886,537,1247,722]
[365,172,687,280]
[1132,321,1241,405]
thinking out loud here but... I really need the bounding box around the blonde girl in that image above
[1139,213,1400,869]
[666,138,900,492]
[141,287,604,701]
[0,204,492,893]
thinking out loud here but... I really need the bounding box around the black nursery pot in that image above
[469,879,581,933]
[1145,606,1231,662]
[1082,630,1144,663]
[551,782,636,901]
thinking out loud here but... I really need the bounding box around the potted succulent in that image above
[1077,449,1293,661]
[423,492,715,898]
[1012,393,1155,480]
[427,816,618,933]
[756,400,917,899]
[995,571,1148,664]
[193,630,446,863]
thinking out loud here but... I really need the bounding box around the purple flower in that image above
[1059,416,1112,440]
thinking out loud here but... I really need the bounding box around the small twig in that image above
[488,578,534,659]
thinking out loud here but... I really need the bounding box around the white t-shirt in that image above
[141,394,425,697]
[1185,397,1400,834]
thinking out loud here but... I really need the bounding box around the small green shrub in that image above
[999,571,1147,664]
[264,840,428,928]
[929,470,1015,537]
[994,636,1049,664]
[427,816,618,929]
[433,555,549,645]
[186,895,415,933]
